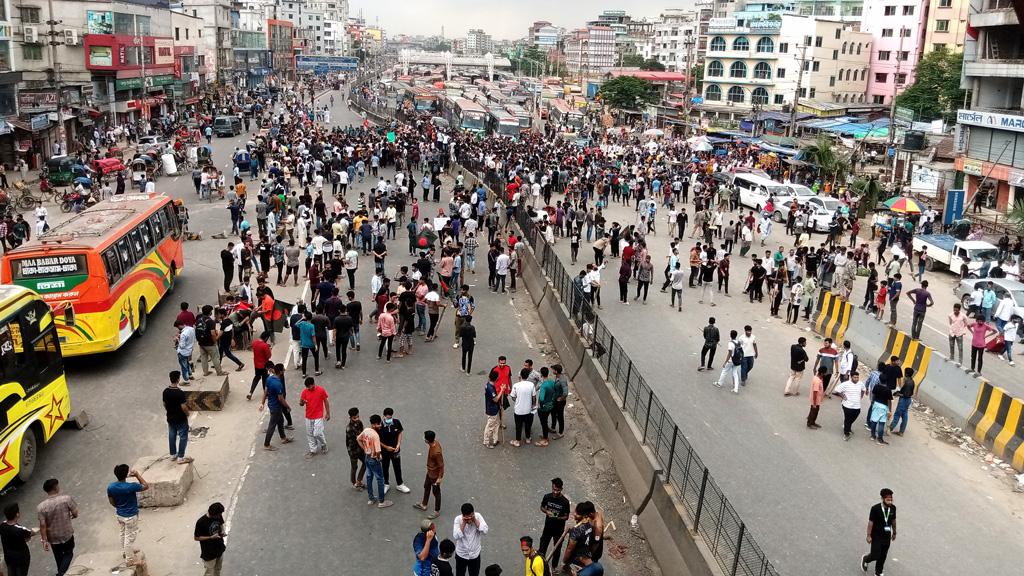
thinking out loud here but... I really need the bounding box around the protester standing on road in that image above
[738,325,758,385]
[359,414,393,509]
[37,478,78,576]
[193,502,226,576]
[948,303,969,366]
[413,519,439,576]
[380,407,411,494]
[0,503,34,576]
[196,305,227,377]
[887,273,903,326]
[520,537,545,576]
[861,488,897,576]
[483,370,501,448]
[163,371,193,464]
[538,478,570,570]
[345,408,366,489]
[698,317,719,372]
[173,320,196,384]
[889,368,916,436]
[714,330,743,393]
[260,363,294,451]
[299,376,330,458]
[453,503,488,576]
[785,337,808,396]
[413,430,444,519]
[807,366,825,429]
[835,371,863,440]
[247,331,272,400]
[906,280,934,340]
[107,464,149,566]
[510,369,536,446]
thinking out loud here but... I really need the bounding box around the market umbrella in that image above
[883,196,923,214]
[643,128,665,137]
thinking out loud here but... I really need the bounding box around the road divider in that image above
[968,381,1024,471]
[813,291,852,342]
[879,326,933,387]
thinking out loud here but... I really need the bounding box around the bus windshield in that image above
[462,112,486,131]
[497,122,520,137]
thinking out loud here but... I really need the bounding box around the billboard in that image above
[295,55,358,72]
[154,38,174,65]
[86,11,113,34]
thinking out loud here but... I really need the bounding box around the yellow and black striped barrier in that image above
[813,291,852,342]
[878,327,932,388]
[968,381,1024,472]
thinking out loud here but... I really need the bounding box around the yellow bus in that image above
[1,194,184,356]
[0,285,71,487]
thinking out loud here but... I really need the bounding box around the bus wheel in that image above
[16,428,38,483]
[136,300,148,336]
[168,265,177,294]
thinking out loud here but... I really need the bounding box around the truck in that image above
[910,234,999,277]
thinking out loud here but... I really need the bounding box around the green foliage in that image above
[641,59,666,71]
[511,47,551,77]
[1008,200,1024,235]
[691,64,703,92]
[621,54,646,67]
[894,47,965,123]
[801,136,849,185]
[851,176,884,218]
[597,76,660,110]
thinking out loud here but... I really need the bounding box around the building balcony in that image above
[970,4,1019,27]
[964,59,1024,78]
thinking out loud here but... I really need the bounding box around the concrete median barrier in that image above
[813,291,853,342]
[968,382,1024,471]
[879,326,934,386]
[184,374,230,411]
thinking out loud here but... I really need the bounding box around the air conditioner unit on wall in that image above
[23,26,39,43]
[64,29,79,45]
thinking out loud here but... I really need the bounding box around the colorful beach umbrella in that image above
[883,196,922,214]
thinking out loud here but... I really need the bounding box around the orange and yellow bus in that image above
[0,284,71,487]
[1,194,185,356]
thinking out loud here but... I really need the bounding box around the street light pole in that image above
[45,0,65,154]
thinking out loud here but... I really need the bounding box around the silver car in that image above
[953,277,1024,318]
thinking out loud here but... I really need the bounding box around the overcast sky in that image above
[348,0,689,40]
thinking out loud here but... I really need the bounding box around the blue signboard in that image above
[296,55,359,73]
[944,188,965,226]
[691,96,704,105]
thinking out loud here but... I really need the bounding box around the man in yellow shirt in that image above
[520,536,545,576]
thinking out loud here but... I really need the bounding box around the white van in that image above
[732,173,791,211]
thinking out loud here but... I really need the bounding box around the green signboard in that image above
[115,75,175,91]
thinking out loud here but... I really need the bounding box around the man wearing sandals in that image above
[162,371,194,465]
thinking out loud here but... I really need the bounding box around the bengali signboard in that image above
[115,75,175,90]
[295,55,359,72]
[956,109,1024,134]
[18,92,58,112]
[10,255,89,294]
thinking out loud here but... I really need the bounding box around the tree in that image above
[690,64,704,92]
[597,76,660,110]
[851,176,884,218]
[801,136,849,186]
[1008,200,1024,234]
[511,46,549,77]
[895,47,965,123]
[620,54,645,68]
[641,58,666,71]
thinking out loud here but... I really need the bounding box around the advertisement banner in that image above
[154,39,174,65]
[86,11,113,34]
[89,45,113,66]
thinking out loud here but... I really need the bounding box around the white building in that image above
[565,25,616,76]
[466,28,493,55]
[180,0,233,82]
[641,9,700,73]
[529,21,559,51]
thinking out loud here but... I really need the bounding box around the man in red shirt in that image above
[490,355,512,396]
[176,302,196,327]
[247,331,273,400]
[299,376,330,458]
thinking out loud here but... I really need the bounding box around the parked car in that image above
[213,116,242,137]
[774,196,843,231]
[137,135,168,154]
[953,277,1024,319]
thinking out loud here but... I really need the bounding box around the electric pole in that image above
[885,26,907,186]
[46,0,65,154]
[787,44,809,138]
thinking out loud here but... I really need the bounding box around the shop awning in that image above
[6,117,38,132]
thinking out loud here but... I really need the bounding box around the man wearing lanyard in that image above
[861,488,897,576]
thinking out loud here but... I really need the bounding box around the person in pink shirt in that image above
[807,366,825,429]
[414,278,429,334]
[969,317,997,376]
[377,302,398,362]
[947,303,970,366]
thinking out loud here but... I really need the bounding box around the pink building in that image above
[861,0,930,105]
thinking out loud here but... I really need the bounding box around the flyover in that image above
[398,48,513,81]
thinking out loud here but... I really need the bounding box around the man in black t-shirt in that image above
[879,356,903,390]
[539,478,571,569]
[221,244,235,292]
[163,371,192,464]
[332,304,353,368]
[194,502,226,575]
[196,305,226,377]
[861,488,896,576]
[216,307,245,372]
[345,291,363,352]
[380,408,409,493]
[0,502,34,576]
[562,501,595,569]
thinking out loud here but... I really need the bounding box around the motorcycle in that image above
[60,188,95,213]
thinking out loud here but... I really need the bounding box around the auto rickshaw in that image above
[44,156,80,186]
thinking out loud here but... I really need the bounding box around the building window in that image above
[730,61,747,77]
[902,5,914,15]
[19,7,41,23]
[22,44,43,60]
[756,37,774,53]
[933,43,947,51]
[898,50,909,60]
[875,72,888,82]
[727,86,745,103]
[175,27,180,41]
[710,36,725,51]
[705,84,722,101]
[799,87,807,97]
[935,20,950,32]
[881,28,893,37]
[777,68,786,78]
[754,62,772,79]
[815,36,823,47]
[707,60,724,77]
[878,50,891,60]
[835,28,841,39]
[842,41,848,54]
[896,72,907,84]
[901,27,911,37]
[833,49,838,60]
[857,43,862,55]
[774,94,784,104]
[733,36,749,51]
[752,87,769,104]
[114,12,134,34]
[810,88,816,97]
[873,95,885,104]
[805,35,812,46]
[938,0,952,6]
[812,61,820,71]
[830,75,836,86]
[779,42,788,53]
[883,5,897,15]
[839,67,845,79]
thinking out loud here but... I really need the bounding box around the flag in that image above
[265,298,292,333]
[415,228,438,251]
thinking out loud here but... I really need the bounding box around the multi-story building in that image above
[641,9,700,73]
[954,0,1024,210]
[529,21,559,51]
[466,28,492,55]
[180,0,234,84]
[923,0,968,53]
[701,14,870,111]
[565,25,616,77]
[792,0,865,19]
[861,0,929,105]
[588,9,651,58]
[232,29,270,88]
[267,18,294,80]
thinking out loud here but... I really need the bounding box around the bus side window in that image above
[29,331,61,394]
[139,221,154,252]
[129,229,145,260]
[164,205,181,238]
[102,248,122,286]
[149,214,164,241]
[116,238,135,273]
[0,321,28,386]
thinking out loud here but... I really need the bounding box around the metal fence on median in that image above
[350,93,780,576]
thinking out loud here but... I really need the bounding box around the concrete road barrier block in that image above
[878,327,933,387]
[968,381,1024,471]
[184,374,229,411]
[814,291,853,342]
[134,455,195,508]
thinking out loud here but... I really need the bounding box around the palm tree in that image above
[851,176,883,218]
[1008,200,1024,235]
[800,136,849,188]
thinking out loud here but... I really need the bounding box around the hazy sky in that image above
[348,0,690,40]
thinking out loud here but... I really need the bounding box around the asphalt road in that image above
[540,193,1024,576]
[0,89,656,576]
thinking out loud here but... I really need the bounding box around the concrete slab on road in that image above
[538,195,1024,576]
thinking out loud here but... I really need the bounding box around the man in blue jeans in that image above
[357,414,394,509]
[260,364,294,451]
[174,320,195,383]
[162,371,193,464]
[738,325,758,385]
[890,367,916,436]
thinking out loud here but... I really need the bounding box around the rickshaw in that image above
[92,157,126,177]
[234,150,251,171]
[105,147,125,161]
[43,156,80,187]
[130,156,158,183]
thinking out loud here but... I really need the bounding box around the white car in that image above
[954,278,1024,318]
[774,196,842,232]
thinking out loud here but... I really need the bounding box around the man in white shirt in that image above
[494,251,510,293]
[737,325,758,385]
[452,503,489,575]
[835,371,864,439]
[509,369,536,447]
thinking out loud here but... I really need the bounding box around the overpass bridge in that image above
[398,49,512,81]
